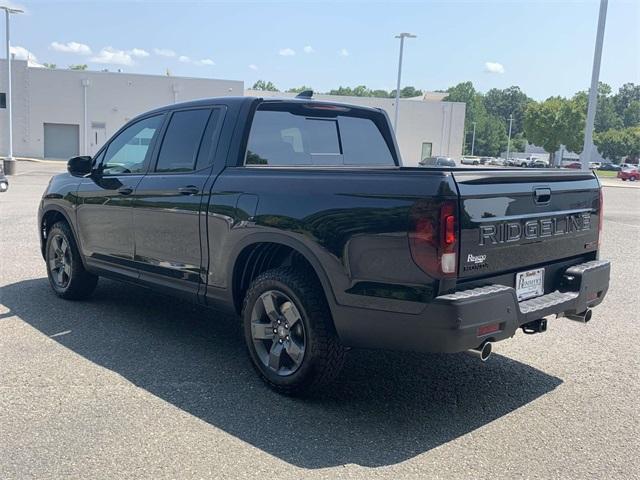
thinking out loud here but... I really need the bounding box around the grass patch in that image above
[595,170,618,178]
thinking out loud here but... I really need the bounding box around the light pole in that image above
[506,114,514,161]
[393,32,416,132]
[471,121,476,156]
[1,4,23,175]
[580,0,608,171]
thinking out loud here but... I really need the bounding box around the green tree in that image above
[43,63,56,69]
[390,86,423,98]
[370,89,391,98]
[252,80,278,91]
[444,82,504,155]
[594,126,640,162]
[524,97,585,165]
[286,85,313,93]
[483,86,533,136]
[623,100,640,128]
[68,64,88,70]
[613,83,640,126]
[574,83,623,133]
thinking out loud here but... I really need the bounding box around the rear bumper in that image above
[333,259,610,353]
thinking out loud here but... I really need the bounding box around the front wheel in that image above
[242,267,346,395]
[630,176,637,182]
[45,221,98,300]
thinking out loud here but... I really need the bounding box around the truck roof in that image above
[140,95,383,119]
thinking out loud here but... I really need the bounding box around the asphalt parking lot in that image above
[1,161,639,480]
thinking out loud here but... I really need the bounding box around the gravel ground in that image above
[1,161,639,480]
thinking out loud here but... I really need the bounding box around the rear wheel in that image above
[242,267,346,395]
[631,176,637,182]
[45,221,98,300]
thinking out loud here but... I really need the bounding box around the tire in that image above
[0,181,8,192]
[473,161,479,166]
[242,266,346,396]
[45,221,98,300]
[622,178,627,181]
[631,176,637,182]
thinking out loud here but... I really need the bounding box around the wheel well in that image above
[40,210,68,254]
[232,242,321,314]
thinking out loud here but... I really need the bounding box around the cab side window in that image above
[155,109,212,173]
[101,115,164,175]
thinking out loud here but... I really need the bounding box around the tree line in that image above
[252,79,640,163]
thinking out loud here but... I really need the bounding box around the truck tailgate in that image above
[452,169,601,279]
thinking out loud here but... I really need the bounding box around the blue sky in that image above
[5,0,639,99]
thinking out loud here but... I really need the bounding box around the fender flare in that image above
[227,231,338,313]
[39,205,86,266]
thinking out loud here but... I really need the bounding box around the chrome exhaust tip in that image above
[466,341,493,362]
[566,309,592,323]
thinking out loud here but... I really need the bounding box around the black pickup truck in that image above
[39,96,610,395]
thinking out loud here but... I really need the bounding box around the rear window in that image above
[245,107,395,167]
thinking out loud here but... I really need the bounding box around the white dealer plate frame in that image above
[516,268,545,301]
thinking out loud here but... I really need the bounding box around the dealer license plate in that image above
[515,268,545,301]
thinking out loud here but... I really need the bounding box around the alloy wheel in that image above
[48,234,72,288]
[250,290,306,376]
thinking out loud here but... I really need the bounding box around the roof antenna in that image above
[295,90,313,99]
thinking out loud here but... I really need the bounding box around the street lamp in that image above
[580,0,608,171]
[1,4,24,175]
[393,32,416,132]
[506,114,514,161]
[471,121,476,156]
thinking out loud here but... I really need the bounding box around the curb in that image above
[16,157,65,165]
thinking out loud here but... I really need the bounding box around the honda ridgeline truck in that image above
[39,95,610,395]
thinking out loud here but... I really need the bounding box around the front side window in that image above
[155,108,212,173]
[245,107,395,167]
[102,115,163,175]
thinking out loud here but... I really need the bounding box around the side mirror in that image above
[67,156,93,177]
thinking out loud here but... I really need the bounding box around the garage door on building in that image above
[43,123,79,159]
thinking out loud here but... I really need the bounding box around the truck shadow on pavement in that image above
[2,278,562,469]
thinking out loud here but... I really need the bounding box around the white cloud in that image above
[90,47,134,66]
[248,64,259,71]
[338,48,349,57]
[278,48,296,56]
[9,45,36,61]
[303,45,314,54]
[154,48,176,57]
[195,58,215,66]
[484,61,505,74]
[128,48,149,58]
[178,55,191,63]
[50,41,92,55]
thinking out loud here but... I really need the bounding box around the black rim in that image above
[48,234,71,288]
[250,290,306,376]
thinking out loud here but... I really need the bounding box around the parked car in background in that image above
[589,162,602,170]
[598,163,621,171]
[479,157,493,165]
[460,156,481,165]
[419,156,457,167]
[618,167,639,181]
[620,163,637,169]
[488,157,506,166]
[565,162,582,169]
[0,164,8,192]
[531,159,550,168]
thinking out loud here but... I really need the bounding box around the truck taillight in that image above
[409,200,458,277]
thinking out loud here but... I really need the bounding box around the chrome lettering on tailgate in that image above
[479,212,591,246]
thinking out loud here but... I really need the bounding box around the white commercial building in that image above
[0,59,243,159]
[246,90,466,166]
[1,59,466,166]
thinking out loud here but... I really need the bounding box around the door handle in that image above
[178,186,199,195]
[117,186,133,195]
